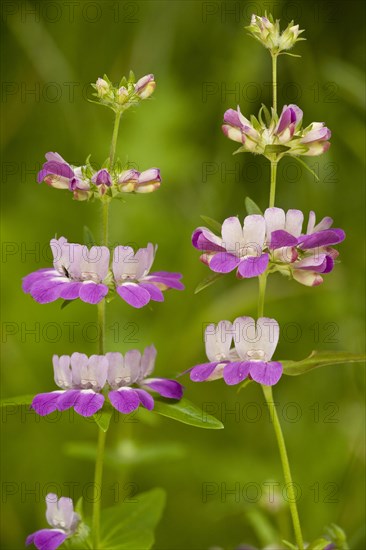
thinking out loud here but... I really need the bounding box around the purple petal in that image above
[190,362,220,382]
[117,283,151,308]
[249,361,283,386]
[73,390,104,417]
[269,230,298,250]
[26,529,67,550]
[143,273,184,290]
[223,108,242,127]
[209,252,240,273]
[143,378,184,399]
[78,282,108,304]
[237,253,269,278]
[298,229,345,249]
[22,269,57,293]
[31,392,63,416]
[134,389,155,410]
[109,387,141,414]
[323,255,334,273]
[138,282,164,302]
[58,282,83,300]
[223,362,251,385]
[192,228,224,252]
[56,389,80,411]
[29,279,67,304]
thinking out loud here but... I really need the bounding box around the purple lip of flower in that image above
[107,345,184,414]
[26,493,80,550]
[275,104,303,141]
[188,317,282,387]
[31,353,109,417]
[299,122,332,156]
[31,347,184,418]
[118,168,161,193]
[22,237,110,305]
[91,168,112,188]
[192,215,269,279]
[112,243,184,309]
[37,152,90,193]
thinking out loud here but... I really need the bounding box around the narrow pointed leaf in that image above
[282,351,366,376]
[292,155,320,181]
[264,144,291,155]
[195,272,224,294]
[245,196,263,215]
[93,407,113,432]
[152,397,223,429]
[200,215,222,233]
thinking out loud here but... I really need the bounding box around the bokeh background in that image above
[1,0,365,548]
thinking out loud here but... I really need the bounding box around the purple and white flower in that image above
[265,207,345,286]
[246,14,305,53]
[134,74,156,99]
[274,104,303,143]
[108,345,183,414]
[31,347,184,418]
[37,153,90,200]
[222,104,331,159]
[192,215,269,278]
[26,493,80,550]
[189,317,282,387]
[92,168,112,194]
[112,243,184,308]
[31,353,108,417]
[118,168,161,193]
[222,108,261,151]
[22,237,110,305]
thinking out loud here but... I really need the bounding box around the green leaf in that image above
[99,488,166,550]
[195,272,224,294]
[292,155,320,181]
[259,104,272,127]
[83,225,96,247]
[306,538,331,550]
[61,300,74,310]
[237,378,253,394]
[200,215,221,233]
[152,397,224,429]
[245,196,263,215]
[0,395,33,407]
[279,52,302,58]
[93,407,113,432]
[282,351,366,376]
[264,144,291,155]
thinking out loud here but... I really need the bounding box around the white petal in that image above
[285,209,304,237]
[232,316,255,359]
[256,318,279,361]
[205,320,233,362]
[264,208,285,237]
[243,215,266,255]
[221,217,244,254]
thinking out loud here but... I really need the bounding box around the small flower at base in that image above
[26,494,80,550]
[95,77,110,98]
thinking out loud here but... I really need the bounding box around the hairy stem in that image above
[272,53,278,114]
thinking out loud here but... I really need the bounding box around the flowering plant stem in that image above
[269,160,278,208]
[258,132,304,550]
[92,110,121,549]
[271,53,278,114]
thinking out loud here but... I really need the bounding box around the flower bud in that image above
[95,77,110,98]
[118,169,139,192]
[299,122,331,156]
[246,13,304,54]
[134,74,156,99]
[117,86,129,104]
[135,168,161,193]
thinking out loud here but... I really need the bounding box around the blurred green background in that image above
[1,0,365,548]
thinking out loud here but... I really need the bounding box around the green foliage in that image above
[151,397,224,429]
[282,351,366,376]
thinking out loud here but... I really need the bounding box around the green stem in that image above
[262,385,304,550]
[269,160,278,208]
[257,273,267,318]
[271,53,278,114]
[92,110,122,549]
[109,111,121,169]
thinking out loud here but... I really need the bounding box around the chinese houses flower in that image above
[26,494,80,550]
[189,317,282,386]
